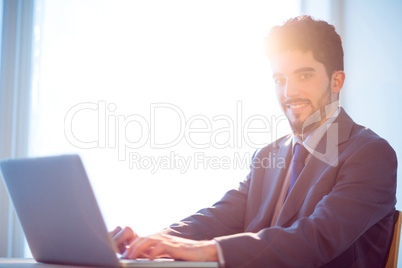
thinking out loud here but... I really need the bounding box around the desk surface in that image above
[0,258,90,267]
[0,258,219,268]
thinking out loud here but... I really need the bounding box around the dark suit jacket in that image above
[165,109,397,268]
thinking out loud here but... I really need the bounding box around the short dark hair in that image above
[266,15,344,77]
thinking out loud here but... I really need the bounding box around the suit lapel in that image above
[275,108,354,227]
[246,136,292,231]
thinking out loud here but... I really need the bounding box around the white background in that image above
[28,0,299,243]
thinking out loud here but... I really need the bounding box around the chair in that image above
[385,210,402,268]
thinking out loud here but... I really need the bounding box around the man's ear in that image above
[331,71,345,93]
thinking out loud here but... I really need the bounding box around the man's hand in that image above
[110,226,138,254]
[121,234,218,262]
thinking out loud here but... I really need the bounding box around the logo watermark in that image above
[64,100,339,172]
[64,101,288,164]
[127,151,286,174]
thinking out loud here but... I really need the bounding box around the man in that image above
[112,16,397,267]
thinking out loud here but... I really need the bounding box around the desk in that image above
[0,258,90,267]
[0,259,219,268]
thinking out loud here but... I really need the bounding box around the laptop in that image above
[0,155,218,268]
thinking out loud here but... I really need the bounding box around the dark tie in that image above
[288,143,309,195]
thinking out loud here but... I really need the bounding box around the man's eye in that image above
[300,73,312,79]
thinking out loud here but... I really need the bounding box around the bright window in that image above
[28,0,299,256]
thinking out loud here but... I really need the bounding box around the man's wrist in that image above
[202,240,219,262]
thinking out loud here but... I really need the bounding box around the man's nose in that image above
[284,80,300,98]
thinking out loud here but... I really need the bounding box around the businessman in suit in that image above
[112,16,397,267]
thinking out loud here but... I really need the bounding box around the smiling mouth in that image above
[287,102,309,110]
[284,100,310,112]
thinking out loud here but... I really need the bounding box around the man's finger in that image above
[125,237,158,259]
[114,226,136,243]
[149,242,170,260]
[114,227,137,254]
[110,226,122,237]
[122,237,145,259]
